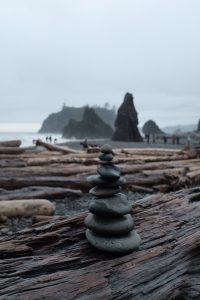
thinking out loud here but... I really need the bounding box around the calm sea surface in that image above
[0,132,73,147]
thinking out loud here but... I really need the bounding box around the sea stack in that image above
[112,93,143,142]
[85,144,141,253]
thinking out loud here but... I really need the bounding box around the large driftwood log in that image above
[0,186,82,200]
[0,199,55,217]
[0,147,25,155]
[0,188,199,299]
[36,139,82,154]
[0,140,21,147]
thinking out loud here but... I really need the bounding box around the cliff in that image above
[62,107,114,139]
[39,105,116,133]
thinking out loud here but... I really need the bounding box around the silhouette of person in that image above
[146,134,150,144]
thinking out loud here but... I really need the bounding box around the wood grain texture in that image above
[0,188,199,300]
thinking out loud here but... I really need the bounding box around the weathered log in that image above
[0,159,26,168]
[0,140,21,147]
[0,170,196,192]
[36,139,82,154]
[0,188,199,299]
[0,186,82,200]
[0,199,55,217]
[0,147,24,155]
[0,164,96,177]
[32,215,65,224]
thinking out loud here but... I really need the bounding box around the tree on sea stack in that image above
[85,144,141,253]
[112,93,143,142]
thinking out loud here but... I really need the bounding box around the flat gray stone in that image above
[97,164,120,182]
[87,175,126,187]
[99,153,113,162]
[89,186,121,197]
[86,229,141,253]
[85,213,134,235]
[89,193,131,216]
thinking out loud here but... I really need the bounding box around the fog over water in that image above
[0,0,199,128]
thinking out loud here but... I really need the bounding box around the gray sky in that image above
[0,0,200,129]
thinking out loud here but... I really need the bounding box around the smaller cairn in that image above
[85,144,141,253]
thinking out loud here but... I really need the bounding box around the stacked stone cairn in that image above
[85,144,141,253]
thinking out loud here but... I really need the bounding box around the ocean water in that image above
[0,132,73,147]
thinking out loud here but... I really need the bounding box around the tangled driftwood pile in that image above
[0,140,199,299]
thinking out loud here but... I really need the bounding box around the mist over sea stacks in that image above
[142,120,164,135]
[112,93,143,142]
[39,104,115,134]
[62,106,114,139]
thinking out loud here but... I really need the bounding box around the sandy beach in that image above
[63,138,184,151]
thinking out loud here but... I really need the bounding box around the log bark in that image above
[0,186,82,200]
[0,147,25,155]
[0,188,199,299]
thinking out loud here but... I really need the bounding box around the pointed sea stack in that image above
[112,93,143,142]
[85,144,141,253]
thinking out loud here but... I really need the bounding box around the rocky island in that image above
[62,106,114,139]
[39,105,116,134]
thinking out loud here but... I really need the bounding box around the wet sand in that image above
[62,139,183,151]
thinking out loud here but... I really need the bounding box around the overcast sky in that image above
[0,0,199,129]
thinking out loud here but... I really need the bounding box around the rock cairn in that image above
[85,144,141,253]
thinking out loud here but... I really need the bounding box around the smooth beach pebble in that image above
[99,153,114,162]
[85,213,134,235]
[97,164,120,181]
[89,193,131,216]
[86,229,141,253]
[87,175,126,187]
[100,144,112,154]
[89,186,121,197]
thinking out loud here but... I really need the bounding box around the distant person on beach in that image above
[145,134,150,144]
[46,136,49,142]
[187,136,191,147]
[54,138,57,144]
[49,136,52,143]
[176,136,180,145]
[80,139,88,149]
[164,136,167,144]
[172,135,176,144]
[152,134,155,143]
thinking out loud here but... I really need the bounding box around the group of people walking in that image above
[145,134,180,145]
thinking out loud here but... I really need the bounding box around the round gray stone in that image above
[100,144,112,154]
[89,193,131,216]
[89,186,121,197]
[97,164,120,182]
[87,175,126,187]
[86,229,141,253]
[85,213,134,235]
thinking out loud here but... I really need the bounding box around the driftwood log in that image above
[0,140,21,147]
[0,199,55,217]
[0,188,199,299]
